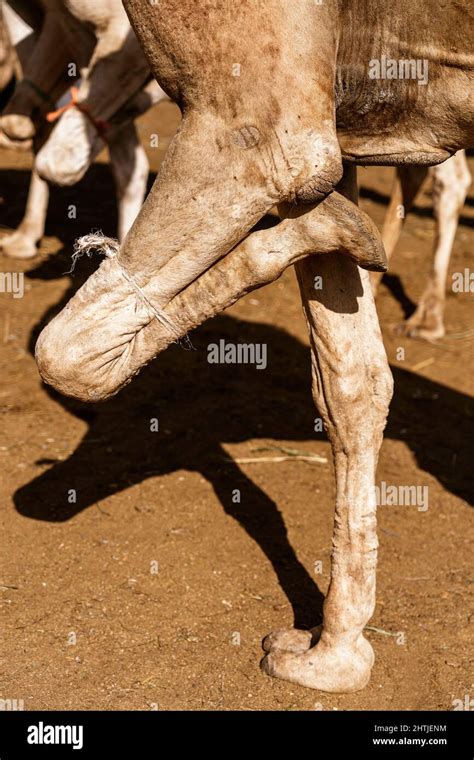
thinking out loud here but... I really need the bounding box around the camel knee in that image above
[35,319,141,402]
[35,260,142,401]
[35,319,113,402]
[287,134,343,203]
[0,113,35,144]
[232,119,343,204]
[35,111,100,186]
[35,139,91,186]
[34,255,179,402]
[293,145,343,202]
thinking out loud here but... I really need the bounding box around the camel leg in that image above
[108,122,149,242]
[261,168,393,692]
[36,185,387,402]
[0,8,72,146]
[371,165,428,293]
[0,167,49,259]
[397,151,471,340]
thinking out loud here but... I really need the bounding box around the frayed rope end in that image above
[67,231,120,274]
[67,231,189,345]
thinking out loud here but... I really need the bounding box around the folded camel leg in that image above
[35,189,386,402]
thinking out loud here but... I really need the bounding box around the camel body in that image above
[34,0,474,692]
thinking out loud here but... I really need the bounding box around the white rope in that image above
[69,232,183,339]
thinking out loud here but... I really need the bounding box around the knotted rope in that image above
[46,87,109,140]
[69,232,183,341]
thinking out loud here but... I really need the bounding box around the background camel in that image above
[374,151,472,340]
[0,0,169,259]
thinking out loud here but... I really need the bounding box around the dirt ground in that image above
[0,103,472,711]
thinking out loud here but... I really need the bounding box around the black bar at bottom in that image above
[0,710,472,757]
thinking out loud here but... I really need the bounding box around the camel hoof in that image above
[263,626,374,666]
[393,319,445,342]
[262,626,322,653]
[0,231,39,259]
[261,635,374,693]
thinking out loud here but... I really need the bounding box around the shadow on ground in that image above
[3,165,473,629]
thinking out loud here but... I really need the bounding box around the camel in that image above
[0,0,74,150]
[34,0,473,693]
[0,0,169,258]
[0,1,16,95]
[373,151,472,340]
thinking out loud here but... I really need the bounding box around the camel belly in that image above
[336,67,473,165]
[335,0,474,164]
